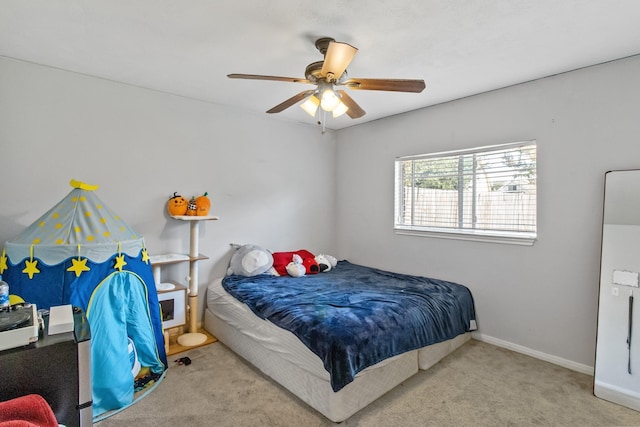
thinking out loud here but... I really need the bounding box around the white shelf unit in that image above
[150,215,218,347]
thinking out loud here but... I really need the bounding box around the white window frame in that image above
[394,141,537,246]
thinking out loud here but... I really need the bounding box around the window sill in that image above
[394,227,536,246]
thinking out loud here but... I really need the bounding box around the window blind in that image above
[395,141,536,240]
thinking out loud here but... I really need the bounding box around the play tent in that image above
[0,180,167,419]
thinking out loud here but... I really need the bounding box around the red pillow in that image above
[272,250,318,276]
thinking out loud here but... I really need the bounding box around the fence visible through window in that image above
[400,187,536,232]
[395,141,537,241]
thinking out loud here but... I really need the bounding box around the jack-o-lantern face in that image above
[195,192,211,216]
[167,192,188,216]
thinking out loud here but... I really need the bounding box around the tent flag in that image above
[0,180,167,418]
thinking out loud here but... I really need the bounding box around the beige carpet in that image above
[95,339,640,426]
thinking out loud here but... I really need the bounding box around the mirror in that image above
[595,169,640,411]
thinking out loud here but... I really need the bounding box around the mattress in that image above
[204,278,470,421]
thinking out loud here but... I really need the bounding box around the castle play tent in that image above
[0,180,167,418]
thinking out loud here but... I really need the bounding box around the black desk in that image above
[0,309,92,427]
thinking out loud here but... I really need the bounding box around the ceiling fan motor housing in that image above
[314,37,335,56]
[305,61,324,82]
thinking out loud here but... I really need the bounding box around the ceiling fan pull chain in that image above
[321,110,326,134]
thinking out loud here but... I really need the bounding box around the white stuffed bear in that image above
[315,254,338,272]
[286,254,306,278]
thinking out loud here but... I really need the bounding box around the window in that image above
[394,141,536,245]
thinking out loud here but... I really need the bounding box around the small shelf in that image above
[150,253,209,267]
[169,215,219,221]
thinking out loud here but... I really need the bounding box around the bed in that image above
[204,260,476,422]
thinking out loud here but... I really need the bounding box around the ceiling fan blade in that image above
[343,78,426,93]
[227,74,311,84]
[320,41,358,81]
[337,90,366,119]
[266,90,316,114]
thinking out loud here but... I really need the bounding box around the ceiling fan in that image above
[227,37,426,122]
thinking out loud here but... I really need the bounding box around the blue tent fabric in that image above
[87,269,165,415]
[0,183,167,419]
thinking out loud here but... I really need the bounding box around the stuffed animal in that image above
[272,249,319,276]
[286,254,306,278]
[227,244,274,276]
[302,257,319,274]
[195,192,211,216]
[185,196,197,216]
[167,192,188,216]
[315,254,338,272]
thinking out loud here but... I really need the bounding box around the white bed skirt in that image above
[204,278,470,422]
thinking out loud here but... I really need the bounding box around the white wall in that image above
[0,56,337,319]
[335,55,640,369]
[4,52,640,373]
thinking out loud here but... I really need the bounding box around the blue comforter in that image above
[222,261,476,391]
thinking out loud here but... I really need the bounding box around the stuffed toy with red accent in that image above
[286,254,306,277]
[315,254,337,272]
[302,256,319,274]
[272,249,319,276]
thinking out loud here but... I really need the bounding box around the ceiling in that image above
[2,1,640,130]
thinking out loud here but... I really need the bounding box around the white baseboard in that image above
[471,332,594,376]
[594,381,640,411]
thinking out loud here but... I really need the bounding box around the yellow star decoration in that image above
[67,257,90,278]
[141,248,150,264]
[114,254,127,272]
[23,259,40,279]
[0,250,8,275]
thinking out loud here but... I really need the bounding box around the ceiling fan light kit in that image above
[331,100,349,118]
[227,37,426,130]
[318,81,346,114]
[299,80,350,119]
[300,94,320,116]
